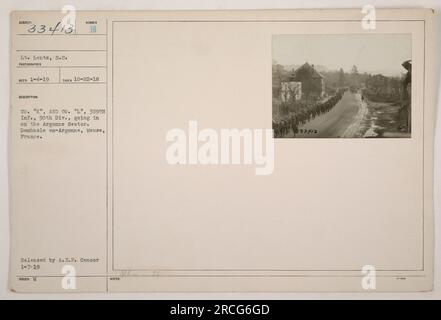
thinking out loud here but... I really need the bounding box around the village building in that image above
[280,81,302,102]
[287,62,325,100]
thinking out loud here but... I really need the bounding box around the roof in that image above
[289,62,324,81]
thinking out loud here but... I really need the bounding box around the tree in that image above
[351,65,359,74]
[338,68,345,87]
[350,65,359,87]
[272,61,288,98]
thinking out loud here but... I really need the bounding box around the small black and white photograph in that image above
[272,34,412,138]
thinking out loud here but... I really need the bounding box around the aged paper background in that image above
[2,4,440,297]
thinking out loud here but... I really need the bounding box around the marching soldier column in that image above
[273,88,346,138]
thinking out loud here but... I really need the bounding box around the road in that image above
[295,91,365,138]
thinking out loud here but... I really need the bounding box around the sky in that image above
[272,34,411,77]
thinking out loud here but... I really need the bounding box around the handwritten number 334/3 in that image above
[27,22,74,35]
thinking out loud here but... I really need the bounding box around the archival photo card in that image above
[8,9,436,293]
